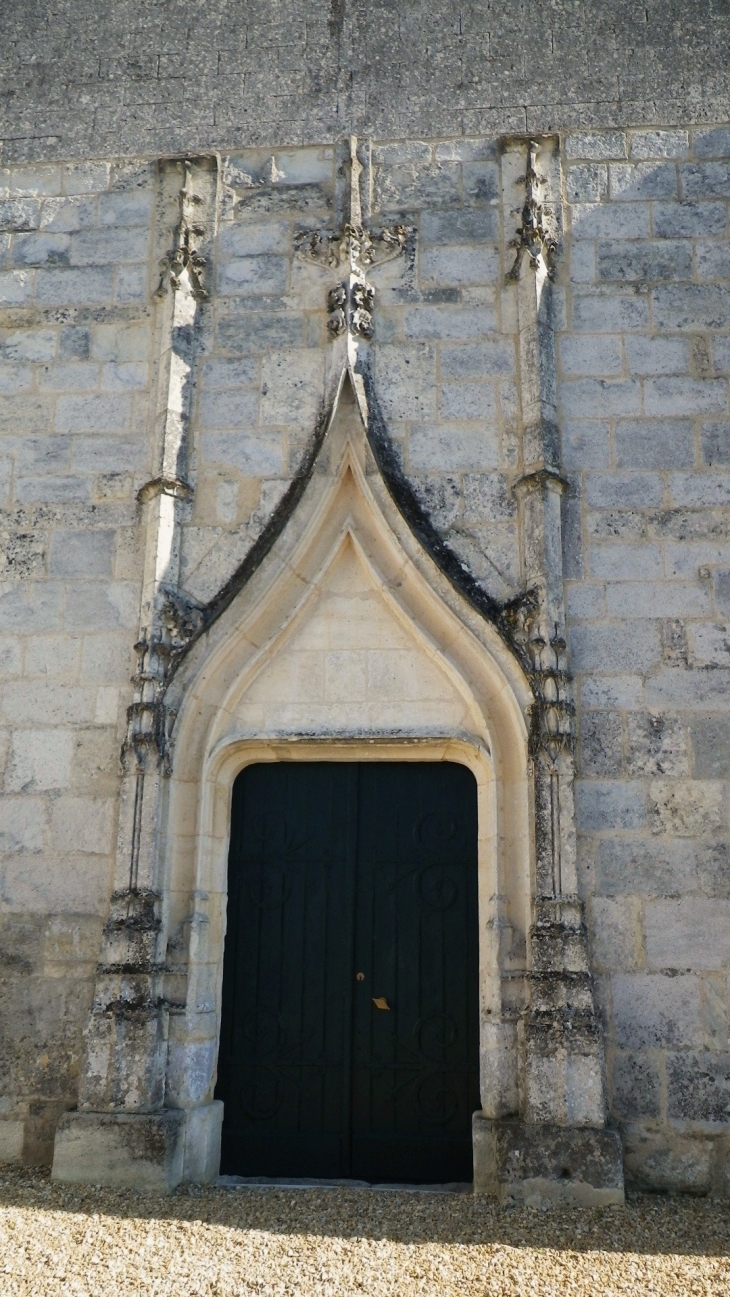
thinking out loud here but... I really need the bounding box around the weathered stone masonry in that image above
[1,9,730,1196]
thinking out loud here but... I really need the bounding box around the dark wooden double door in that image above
[216,761,479,1183]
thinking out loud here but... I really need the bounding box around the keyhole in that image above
[356,972,365,982]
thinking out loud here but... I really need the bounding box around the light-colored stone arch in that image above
[160,377,535,1141]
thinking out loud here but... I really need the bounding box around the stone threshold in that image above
[217,1175,472,1194]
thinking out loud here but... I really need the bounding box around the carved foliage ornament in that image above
[155,159,208,301]
[509,140,558,281]
[501,590,573,763]
[294,136,411,343]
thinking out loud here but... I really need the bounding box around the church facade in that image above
[1,2,730,1203]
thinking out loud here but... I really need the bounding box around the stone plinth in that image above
[473,1112,624,1207]
[52,1102,223,1192]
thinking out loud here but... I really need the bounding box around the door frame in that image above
[165,734,526,1131]
[217,755,482,1181]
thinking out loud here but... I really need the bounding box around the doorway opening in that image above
[215,760,480,1183]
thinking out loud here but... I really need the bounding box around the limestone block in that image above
[217,254,288,296]
[562,419,612,470]
[0,797,44,853]
[182,1102,224,1184]
[35,268,111,307]
[667,1051,730,1122]
[570,202,649,238]
[681,162,730,199]
[91,323,151,362]
[645,899,730,970]
[630,131,688,160]
[589,898,643,972]
[610,1051,662,1119]
[7,729,73,792]
[612,973,704,1048]
[697,842,730,898]
[372,344,437,424]
[49,796,114,855]
[56,393,131,434]
[607,582,710,619]
[622,1123,712,1193]
[626,335,691,375]
[0,1118,24,1162]
[0,199,41,231]
[219,221,290,257]
[560,334,623,377]
[610,163,678,200]
[570,622,661,672]
[597,240,692,283]
[645,377,727,417]
[691,718,730,778]
[420,245,499,287]
[12,232,71,267]
[69,228,149,267]
[24,635,80,678]
[695,129,730,157]
[63,162,111,194]
[199,388,259,429]
[40,197,96,233]
[439,382,496,421]
[575,780,645,832]
[648,780,724,838]
[203,431,283,475]
[566,164,608,203]
[647,668,730,711]
[573,293,649,331]
[653,284,730,330]
[409,424,499,471]
[617,417,697,468]
[64,582,139,632]
[217,309,302,356]
[48,530,115,577]
[579,711,624,777]
[627,713,689,777]
[403,305,498,339]
[0,271,29,305]
[472,1114,624,1206]
[375,162,459,213]
[260,349,324,425]
[202,357,259,388]
[101,362,148,390]
[98,191,153,226]
[597,837,698,897]
[38,363,98,391]
[562,378,642,420]
[421,207,497,243]
[53,1110,186,1191]
[566,133,627,160]
[655,201,727,238]
[440,340,514,378]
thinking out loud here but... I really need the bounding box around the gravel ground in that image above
[1,1167,729,1296]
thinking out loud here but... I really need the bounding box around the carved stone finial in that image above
[509,140,557,281]
[294,136,410,342]
[155,159,208,301]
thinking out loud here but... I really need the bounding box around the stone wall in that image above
[3,1,730,162]
[0,126,728,1191]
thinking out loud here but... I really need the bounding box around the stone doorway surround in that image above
[52,139,624,1206]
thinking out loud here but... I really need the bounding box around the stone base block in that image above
[52,1102,223,1192]
[473,1112,624,1206]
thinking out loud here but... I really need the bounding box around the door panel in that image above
[217,763,356,1177]
[216,761,479,1182]
[351,763,479,1182]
